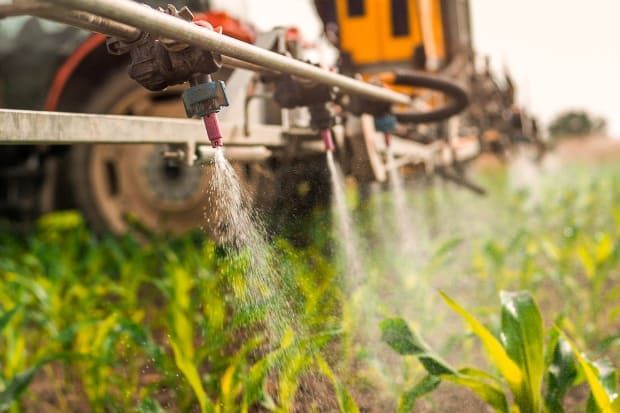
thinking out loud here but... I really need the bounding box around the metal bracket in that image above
[181,80,229,117]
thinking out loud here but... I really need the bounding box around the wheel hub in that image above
[142,146,203,204]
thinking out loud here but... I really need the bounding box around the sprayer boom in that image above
[1,0,486,182]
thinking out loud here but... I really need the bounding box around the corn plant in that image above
[0,306,37,411]
[0,211,360,412]
[381,290,619,412]
[458,166,620,363]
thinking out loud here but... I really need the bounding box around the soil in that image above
[414,382,493,413]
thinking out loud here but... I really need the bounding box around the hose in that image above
[390,69,469,124]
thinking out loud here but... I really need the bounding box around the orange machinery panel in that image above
[335,0,423,66]
[333,0,450,69]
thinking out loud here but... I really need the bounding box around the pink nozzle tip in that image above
[321,129,335,152]
[384,132,391,147]
[202,113,224,148]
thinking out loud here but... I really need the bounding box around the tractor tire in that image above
[69,71,216,235]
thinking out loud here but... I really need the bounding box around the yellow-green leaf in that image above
[563,334,618,413]
[170,339,211,413]
[380,317,456,376]
[500,291,544,413]
[398,375,441,413]
[317,355,359,413]
[440,291,522,390]
[578,244,596,280]
[545,335,578,413]
[0,367,39,411]
[0,306,19,333]
[595,234,613,263]
[444,372,509,413]
[220,364,236,401]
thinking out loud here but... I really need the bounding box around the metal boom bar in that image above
[0,109,284,146]
[47,0,412,106]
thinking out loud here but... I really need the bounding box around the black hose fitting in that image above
[273,75,334,109]
[347,94,392,118]
[308,104,334,130]
[392,70,469,124]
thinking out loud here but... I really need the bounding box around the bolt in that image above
[161,148,186,161]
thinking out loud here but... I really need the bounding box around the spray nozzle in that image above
[202,113,223,148]
[384,132,391,148]
[182,76,229,148]
[322,129,335,152]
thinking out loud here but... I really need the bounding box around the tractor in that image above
[0,0,539,235]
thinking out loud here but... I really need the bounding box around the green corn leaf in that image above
[244,332,308,410]
[506,230,528,254]
[544,335,577,413]
[440,292,523,391]
[272,330,306,410]
[169,339,212,413]
[586,359,619,413]
[541,239,560,261]
[219,336,269,411]
[380,318,455,375]
[397,375,441,413]
[595,234,613,263]
[484,241,505,267]
[0,306,19,333]
[444,369,510,413]
[316,355,359,413]
[563,334,618,413]
[500,290,544,413]
[431,238,463,261]
[458,367,505,386]
[116,319,165,365]
[598,334,620,354]
[380,318,427,355]
[244,357,271,409]
[135,397,166,413]
[167,267,212,413]
[0,367,38,411]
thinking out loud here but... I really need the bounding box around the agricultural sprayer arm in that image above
[1,0,476,177]
[1,0,472,115]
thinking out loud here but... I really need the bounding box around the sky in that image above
[211,0,620,136]
[470,1,620,136]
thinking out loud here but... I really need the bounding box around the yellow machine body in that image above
[335,0,449,69]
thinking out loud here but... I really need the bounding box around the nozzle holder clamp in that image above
[181,80,229,117]
[106,5,222,91]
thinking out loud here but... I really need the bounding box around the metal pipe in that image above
[221,55,277,74]
[0,1,51,17]
[3,2,276,72]
[50,0,412,106]
[196,145,272,163]
[0,1,139,41]
[32,8,140,41]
